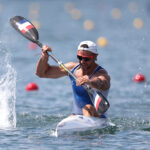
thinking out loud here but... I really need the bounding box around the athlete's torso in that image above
[69,64,109,115]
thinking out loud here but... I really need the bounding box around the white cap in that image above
[77,40,98,54]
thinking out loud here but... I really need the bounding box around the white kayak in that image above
[56,115,111,136]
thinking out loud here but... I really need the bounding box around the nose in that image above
[80,59,86,63]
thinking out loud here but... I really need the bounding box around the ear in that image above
[94,54,98,61]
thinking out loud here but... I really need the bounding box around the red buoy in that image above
[133,73,146,82]
[25,82,39,91]
[28,42,38,50]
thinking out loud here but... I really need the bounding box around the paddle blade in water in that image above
[10,16,39,44]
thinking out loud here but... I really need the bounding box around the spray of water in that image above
[0,53,17,129]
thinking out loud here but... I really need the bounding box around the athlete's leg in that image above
[82,104,99,117]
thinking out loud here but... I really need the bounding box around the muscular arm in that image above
[35,45,77,78]
[35,56,66,78]
[76,70,110,91]
[36,45,75,78]
[90,71,110,91]
[36,56,78,78]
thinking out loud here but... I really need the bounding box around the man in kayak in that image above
[36,40,110,118]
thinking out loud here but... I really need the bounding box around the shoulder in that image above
[64,62,79,71]
[95,66,110,79]
[96,65,108,74]
[99,69,111,81]
[99,69,108,74]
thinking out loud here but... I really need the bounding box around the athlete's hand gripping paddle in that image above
[10,16,110,115]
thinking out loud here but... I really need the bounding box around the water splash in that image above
[0,53,17,129]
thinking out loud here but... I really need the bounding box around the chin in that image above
[81,64,89,70]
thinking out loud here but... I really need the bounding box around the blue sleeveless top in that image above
[69,64,104,115]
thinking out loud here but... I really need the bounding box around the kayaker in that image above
[35,40,110,118]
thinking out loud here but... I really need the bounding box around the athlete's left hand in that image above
[76,75,90,86]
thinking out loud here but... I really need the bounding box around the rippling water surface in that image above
[0,0,150,149]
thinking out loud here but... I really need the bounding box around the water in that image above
[0,0,150,149]
[0,52,16,129]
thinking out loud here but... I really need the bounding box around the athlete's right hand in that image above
[41,45,52,58]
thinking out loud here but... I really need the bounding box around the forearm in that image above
[35,56,50,77]
[89,77,110,91]
[76,75,110,91]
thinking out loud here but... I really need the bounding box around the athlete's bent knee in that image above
[82,104,99,117]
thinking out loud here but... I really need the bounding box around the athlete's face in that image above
[77,50,97,70]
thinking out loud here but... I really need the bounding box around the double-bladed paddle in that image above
[10,16,110,115]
